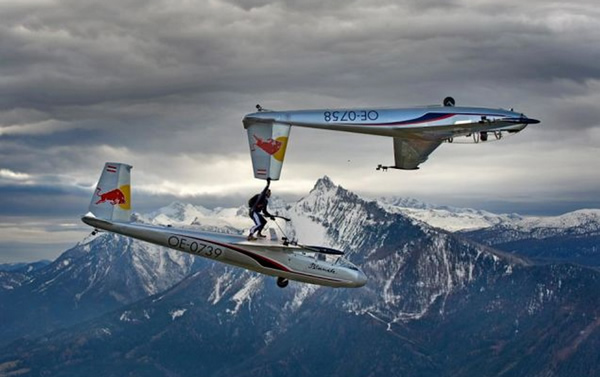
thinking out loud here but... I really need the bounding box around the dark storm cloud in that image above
[0,0,597,159]
[1,0,598,142]
[1,0,596,105]
[0,181,89,217]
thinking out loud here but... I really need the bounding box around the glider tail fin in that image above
[88,162,133,222]
[245,121,291,181]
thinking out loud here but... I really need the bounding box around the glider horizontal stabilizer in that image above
[302,245,345,255]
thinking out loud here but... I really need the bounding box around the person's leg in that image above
[248,211,262,239]
[256,214,267,237]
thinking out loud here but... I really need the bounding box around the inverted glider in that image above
[82,163,367,288]
[243,97,540,179]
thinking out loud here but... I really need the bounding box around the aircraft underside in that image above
[244,98,539,174]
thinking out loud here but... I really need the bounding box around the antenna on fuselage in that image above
[443,97,455,107]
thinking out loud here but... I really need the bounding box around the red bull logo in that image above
[95,187,126,205]
[95,185,131,209]
[253,135,282,155]
[253,134,289,163]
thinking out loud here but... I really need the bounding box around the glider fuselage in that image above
[82,215,366,288]
[244,105,539,140]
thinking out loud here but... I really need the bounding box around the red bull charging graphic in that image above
[253,134,288,162]
[253,135,282,155]
[95,185,131,210]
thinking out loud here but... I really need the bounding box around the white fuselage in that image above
[82,216,367,288]
[244,105,539,139]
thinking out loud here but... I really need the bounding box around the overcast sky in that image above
[1,0,599,262]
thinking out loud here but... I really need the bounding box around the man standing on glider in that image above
[247,181,275,240]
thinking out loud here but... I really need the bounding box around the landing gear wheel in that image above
[276,277,289,288]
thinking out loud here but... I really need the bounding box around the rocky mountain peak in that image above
[312,175,336,193]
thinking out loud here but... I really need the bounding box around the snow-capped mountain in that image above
[0,260,50,292]
[464,209,600,240]
[139,201,249,234]
[0,260,51,291]
[0,211,199,345]
[379,196,600,236]
[460,209,600,266]
[378,196,523,231]
[0,197,272,346]
[0,260,50,273]
[2,177,599,377]
[378,197,600,266]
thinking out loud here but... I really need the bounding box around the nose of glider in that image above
[521,116,540,125]
[354,269,368,287]
[511,113,540,125]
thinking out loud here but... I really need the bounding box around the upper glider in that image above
[82,163,366,289]
[243,97,540,179]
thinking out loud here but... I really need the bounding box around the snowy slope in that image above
[378,197,600,236]
[459,209,600,266]
[460,209,600,243]
[378,196,523,231]
[138,201,249,234]
[494,209,600,236]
